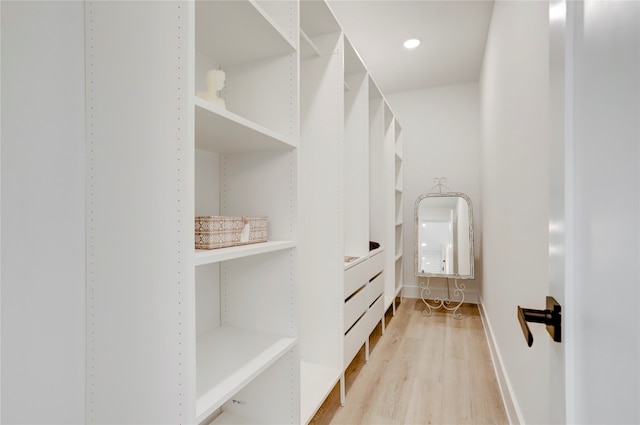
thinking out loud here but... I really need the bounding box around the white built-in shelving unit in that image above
[340,34,387,408]
[369,80,386,259]
[394,121,405,304]
[86,1,299,424]
[193,1,300,423]
[382,103,397,312]
[298,1,403,423]
[83,1,400,423]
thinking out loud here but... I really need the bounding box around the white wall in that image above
[479,2,550,424]
[388,82,481,302]
[1,2,86,423]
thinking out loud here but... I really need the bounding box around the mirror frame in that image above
[414,191,475,279]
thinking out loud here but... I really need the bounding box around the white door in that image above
[549,1,640,423]
[548,3,567,422]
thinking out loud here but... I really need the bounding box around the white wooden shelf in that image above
[195,98,295,153]
[195,241,296,266]
[196,326,296,423]
[195,0,295,67]
[300,362,342,424]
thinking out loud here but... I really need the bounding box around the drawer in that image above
[344,259,369,299]
[344,314,365,367]
[344,286,368,333]
[368,273,384,306]
[364,295,384,336]
[343,296,385,368]
[366,250,385,279]
[344,250,386,299]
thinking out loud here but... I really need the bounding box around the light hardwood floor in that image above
[309,298,509,425]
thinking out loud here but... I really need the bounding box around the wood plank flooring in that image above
[309,298,509,425]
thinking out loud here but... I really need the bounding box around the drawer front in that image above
[343,296,385,368]
[344,259,369,299]
[368,273,384,306]
[344,287,369,333]
[367,250,385,279]
[344,315,365,367]
[364,296,384,336]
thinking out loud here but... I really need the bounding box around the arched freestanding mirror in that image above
[415,178,474,319]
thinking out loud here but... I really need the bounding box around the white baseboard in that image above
[477,296,523,425]
[402,284,479,304]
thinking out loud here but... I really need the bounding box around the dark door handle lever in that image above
[517,296,562,347]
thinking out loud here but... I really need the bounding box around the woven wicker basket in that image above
[195,216,268,249]
[241,216,268,245]
[194,216,244,249]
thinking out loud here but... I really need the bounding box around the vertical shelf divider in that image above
[299,1,344,421]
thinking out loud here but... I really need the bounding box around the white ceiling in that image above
[326,0,495,94]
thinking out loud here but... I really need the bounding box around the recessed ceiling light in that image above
[403,38,421,49]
